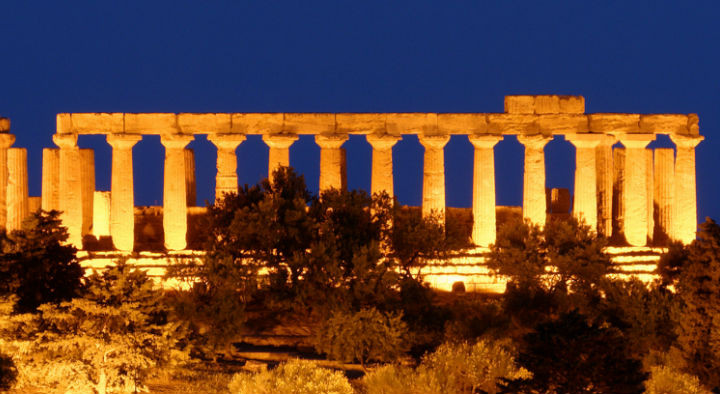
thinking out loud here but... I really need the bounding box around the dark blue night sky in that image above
[0,1,718,221]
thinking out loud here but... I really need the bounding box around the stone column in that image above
[80,149,95,237]
[316,134,349,192]
[566,134,602,231]
[185,149,196,207]
[6,148,28,232]
[617,134,655,246]
[0,133,15,229]
[93,191,111,237]
[262,134,298,183]
[107,134,142,252]
[646,149,654,241]
[653,148,675,243]
[208,134,246,201]
[612,147,626,239]
[670,134,703,244]
[517,135,551,226]
[419,135,450,222]
[41,148,60,212]
[53,133,83,248]
[595,136,615,237]
[160,134,194,251]
[469,135,502,246]
[366,134,400,197]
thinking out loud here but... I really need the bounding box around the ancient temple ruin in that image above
[0,95,704,289]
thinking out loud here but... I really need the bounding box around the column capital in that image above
[263,134,298,149]
[315,134,349,149]
[0,133,15,149]
[419,134,450,149]
[106,134,142,149]
[617,133,655,149]
[160,134,195,149]
[469,134,502,149]
[52,133,78,148]
[564,133,606,149]
[366,134,401,150]
[670,134,704,148]
[208,133,246,150]
[517,134,551,149]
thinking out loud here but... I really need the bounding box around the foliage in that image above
[227,359,353,394]
[644,365,711,394]
[0,210,83,313]
[390,207,449,278]
[361,364,415,394]
[314,307,407,367]
[500,310,647,394]
[0,352,16,391]
[657,218,720,390]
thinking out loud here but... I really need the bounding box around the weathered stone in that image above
[6,148,28,232]
[589,114,641,134]
[419,135,450,223]
[366,134,400,197]
[93,191,111,237]
[646,149,654,241]
[612,147,626,240]
[0,118,10,132]
[618,134,655,246]
[653,148,675,243]
[504,96,535,114]
[566,134,603,230]
[185,149,196,206]
[596,136,615,237]
[549,188,571,213]
[517,135,551,226]
[41,148,60,212]
[0,133,15,229]
[53,133,83,248]
[28,197,41,214]
[208,134,245,201]
[80,149,95,237]
[469,135,502,246]
[262,134,298,182]
[107,134,142,251]
[161,135,194,250]
[316,134,349,191]
[670,134,703,244]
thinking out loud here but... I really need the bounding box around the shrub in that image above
[361,364,415,394]
[644,365,711,394]
[314,308,407,367]
[0,352,16,391]
[227,359,352,394]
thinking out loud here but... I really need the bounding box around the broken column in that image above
[208,134,245,201]
[670,134,703,244]
[366,134,400,197]
[316,134,349,192]
[6,148,28,231]
[262,134,298,183]
[517,135,551,226]
[184,149,196,207]
[107,134,142,252]
[469,135,502,247]
[566,134,602,231]
[595,135,615,237]
[53,133,83,248]
[161,134,194,251]
[617,134,654,246]
[80,149,95,237]
[419,134,450,223]
[0,133,15,229]
[41,148,60,212]
[653,148,675,243]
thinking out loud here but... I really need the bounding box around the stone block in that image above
[0,118,9,132]
[124,113,180,135]
[28,197,41,213]
[504,96,535,114]
[589,114,641,134]
[56,113,73,134]
[283,113,335,134]
[71,113,124,134]
[558,96,585,113]
[639,114,689,134]
[336,113,386,134]
[487,114,538,134]
[387,113,438,135]
[178,113,231,134]
[534,95,561,114]
[231,113,283,134]
[438,113,488,134]
[536,114,589,134]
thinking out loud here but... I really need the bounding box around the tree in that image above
[0,210,83,313]
[657,218,720,390]
[500,310,647,394]
[0,352,16,391]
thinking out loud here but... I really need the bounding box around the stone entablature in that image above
[0,95,705,254]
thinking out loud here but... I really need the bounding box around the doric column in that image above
[617,134,655,246]
[566,134,602,231]
[670,134,704,244]
[517,135,551,226]
[316,134,349,192]
[653,148,675,243]
[595,135,615,237]
[6,148,28,232]
[93,191,111,238]
[106,134,142,252]
[80,149,95,237]
[41,148,60,212]
[612,147,626,239]
[366,134,400,197]
[208,134,246,201]
[160,134,194,251]
[646,149,654,241]
[53,133,83,248]
[262,134,298,182]
[419,135,450,222]
[469,135,502,246]
[185,149,196,207]
[0,133,15,229]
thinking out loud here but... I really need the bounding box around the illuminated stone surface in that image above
[107,134,142,251]
[6,148,28,232]
[646,149,654,241]
[185,149,196,207]
[671,134,703,244]
[653,148,675,242]
[595,136,615,237]
[208,134,245,201]
[613,147,626,239]
[566,134,601,230]
[41,148,59,212]
[93,191,111,237]
[0,133,15,229]
[517,135,551,226]
[618,134,654,246]
[262,134,298,182]
[469,135,502,246]
[419,134,450,223]
[28,197,40,214]
[53,133,83,248]
[161,135,194,251]
[80,149,95,237]
[366,134,400,197]
[316,134,349,191]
